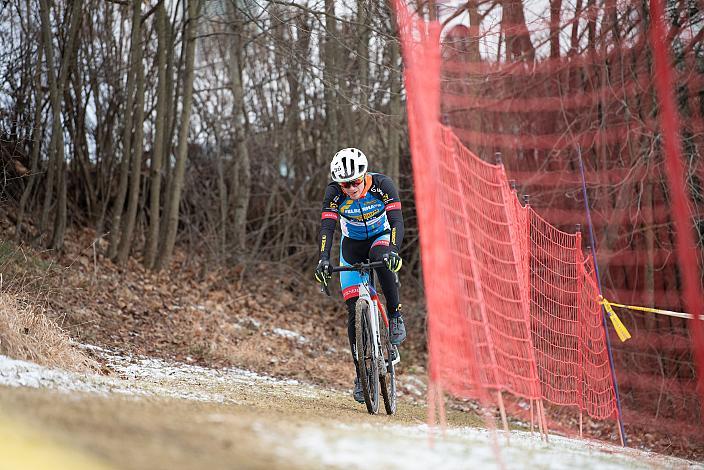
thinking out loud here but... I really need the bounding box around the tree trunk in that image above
[387,21,401,182]
[323,0,338,161]
[155,0,202,269]
[467,0,482,63]
[227,0,251,253]
[356,0,371,151]
[37,0,58,243]
[569,0,583,56]
[117,21,146,265]
[50,150,68,249]
[145,0,168,269]
[38,0,82,249]
[602,0,620,45]
[215,129,228,261]
[158,7,179,257]
[70,58,97,222]
[89,5,120,240]
[501,0,536,62]
[427,0,437,20]
[17,43,44,241]
[109,0,142,259]
[586,0,596,55]
[549,0,562,58]
[52,0,84,250]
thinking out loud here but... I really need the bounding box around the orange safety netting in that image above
[438,124,619,421]
[393,0,704,448]
[394,0,618,422]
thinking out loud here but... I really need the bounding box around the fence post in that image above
[577,145,627,446]
[576,227,584,439]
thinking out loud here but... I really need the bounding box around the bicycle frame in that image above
[323,261,384,356]
[356,270,381,363]
[321,260,400,364]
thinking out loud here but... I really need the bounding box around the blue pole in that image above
[576,145,627,446]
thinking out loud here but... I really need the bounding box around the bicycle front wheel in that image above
[355,299,379,414]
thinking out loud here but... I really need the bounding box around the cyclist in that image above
[314,147,407,403]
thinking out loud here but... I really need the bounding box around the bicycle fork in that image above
[357,284,382,363]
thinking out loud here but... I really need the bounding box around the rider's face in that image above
[340,175,366,200]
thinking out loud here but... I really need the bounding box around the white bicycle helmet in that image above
[330,148,368,183]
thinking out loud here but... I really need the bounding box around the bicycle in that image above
[322,259,400,415]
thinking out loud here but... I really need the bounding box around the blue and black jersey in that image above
[318,172,404,261]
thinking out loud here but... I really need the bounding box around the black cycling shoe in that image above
[389,345,398,363]
[353,377,365,403]
[389,315,407,345]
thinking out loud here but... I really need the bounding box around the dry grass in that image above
[0,293,97,372]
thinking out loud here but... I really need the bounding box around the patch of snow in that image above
[74,342,113,353]
[271,327,308,344]
[0,356,107,395]
[0,348,322,403]
[0,354,227,402]
[286,422,702,470]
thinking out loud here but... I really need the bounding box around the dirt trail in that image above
[0,350,699,470]
[0,387,429,470]
[0,349,475,470]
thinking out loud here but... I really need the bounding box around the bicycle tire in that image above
[379,313,397,415]
[355,299,379,414]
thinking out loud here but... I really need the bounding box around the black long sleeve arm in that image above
[318,218,336,261]
[386,208,404,252]
[376,174,405,252]
[318,183,342,261]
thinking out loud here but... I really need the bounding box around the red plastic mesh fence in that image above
[394,0,704,454]
[530,212,618,420]
[438,123,620,420]
[395,0,618,422]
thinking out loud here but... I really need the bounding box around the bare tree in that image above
[549,0,562,59]
[323,0,339,160]
[38,0,82,249]
[501,0,536,61]
[156,0,203,269]
[226,0,251,253]
[386,13,402,182]
[109,0,143,259]
[144,0,169,269]
[16,41,44,241]
[117,13,147,264]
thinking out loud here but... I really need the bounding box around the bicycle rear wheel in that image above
[379,313,397,415]
[355,299,379,414]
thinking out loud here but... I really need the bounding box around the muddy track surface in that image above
[0,348,700,470]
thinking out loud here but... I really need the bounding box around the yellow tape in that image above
[599,296,699,320]
[598,295,704,342]
[599,297,632,342]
